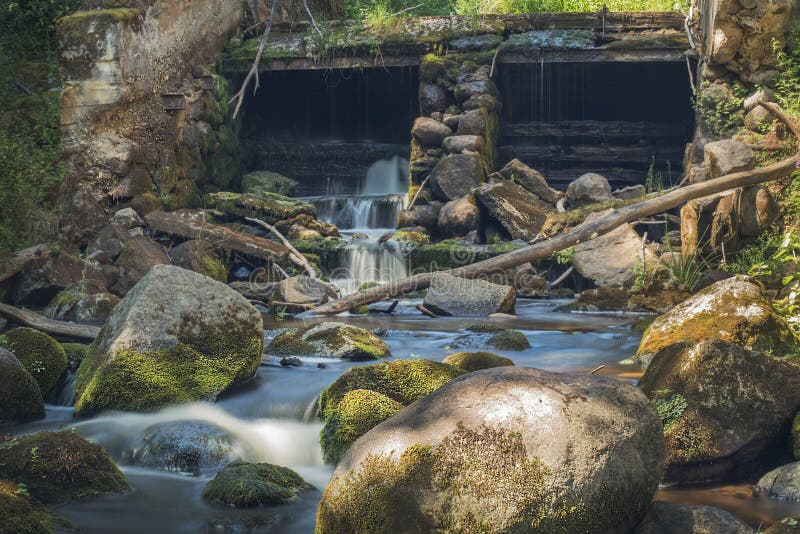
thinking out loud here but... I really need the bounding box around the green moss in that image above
[268,324,389,360]
[0,479,76,534]
[650,389,688,432]
[443,351,514,371]
[0,431,128,504]
[0,328,67,396]
[358,281,380,291]
[350,305,370,315]
[131,192,162,215]
[321,389,403,463]
[391,230,429,244]
[198,255,228,283]
[419,53,450,83]
[487,330,530,351]
[0,354,45,426]
[205,191,316,224]
[202,461,311,508]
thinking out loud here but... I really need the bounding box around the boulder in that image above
[636,276,800,362]
[745,105,774,131]
[87,222,131,263]
[111,235,170,296]
[497,159,561,204]
[756,462,800,502]
[12,253,105,306]
[739,185,778,237]
[411,117,452,147]
[204,191,316,224]
[639,339,800,483]
[437,196,481,238]
[267,322,390,360]
[0,348,44,426]
[317,367,664,533]
[112,207,143,230]
[704,140,755,179]
[634,501,754,534]
[74,265,263,416]
[201,461,311,507]
[442,134,484,154]
[43,286,121,323]
[0,480,76,533]
[420,83,447,116]
[474,180,554,240]
[443,351,514,371]
[457,107,490,137]
[268,275,338,312]
[509,263,549,297]
[424,272,516,316]
[0,327,67,397]
[565,173,613,207]
[614,184,647,201]
[680,190,741,255]
[430,154,485,201]
[240,170,298,197]
[398,203,441,231]
[274,213,339,238]
[744,88,775,111]
[454,324,531,351]
[170,240,228,282]
[708,21,743,65]
[0,431,128,503]
[131,422,239,474]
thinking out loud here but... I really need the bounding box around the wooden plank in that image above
[0,303,100,340]
[145,211,289,263]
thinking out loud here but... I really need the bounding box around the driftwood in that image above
[308,100,799,316]
[0,303,100,340]
[0,244,50,283]
[145,211,288,263]
[245,217,318,278]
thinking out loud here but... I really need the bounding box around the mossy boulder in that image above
[0,479,76,534]
[0,431,128,504]
[0,327,67,397]
[74,265,263,417]
[204,191,315,224]
[317,367,664,533]
[389,230,429,244]
[131,422,238,475]
[241,171,298,197]
[638,339,800,483]
[443,351,514,371]
[267,323,389,360]
[201,461,311,507]
[170,240,228,283]
[454,325,531,351]
[0,348,45,426]
[60,343,90,370]
[636,276,800,363]
[487,330,530,350]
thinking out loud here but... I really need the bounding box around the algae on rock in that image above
[202,461,312,507]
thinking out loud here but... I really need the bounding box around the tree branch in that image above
[229,0,277,119]
[245,216,318,278]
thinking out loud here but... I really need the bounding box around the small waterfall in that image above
[331,238,409,295]
[312,194,405,231]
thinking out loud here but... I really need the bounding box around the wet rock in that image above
[0,431,128,503]
[112,207,143,230]
[204,191,315,224]
[756,462,800,502]
[614,184,647,200]
[398,203,441,231]
[0,327,67,398]
[317,359,465,463]
[317,367,664,533]
[111,235,170,296]
[131,422,239,474]
[443,351,514,371]
[424,272,516,316]
[430,153,485,201]
[442,134,484,154]
[170,240,228,282]
[268,275,338,312]
[636,276,800,362]
[496,159,561,204]
[0,347,44,426]
[456,324,531,351]
[437,195,481,238]
[411,117,452,147]
[420,83,447,116]
[634,501,754,533]
[267,322,390,360]
[202,461,312,508]
[241,170,298,197]
[639,339,800,483]
[280,356,302,367]
[565,173,613,207]
[457,107,490,136]
[474,180,553,240]
[43,287,121,323]
[0,480,77,533]
[704,139,755,179]
[73,265,263,416]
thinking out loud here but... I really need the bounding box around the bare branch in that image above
[229,0,278,119]
[303,0,323,36]
[245,216,318,278]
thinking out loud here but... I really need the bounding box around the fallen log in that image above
[145,210,288,264]
[0,303,100,340]
[0,244,50,283]
[245,217,318,278]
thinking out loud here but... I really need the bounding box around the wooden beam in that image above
[0,303,100,340]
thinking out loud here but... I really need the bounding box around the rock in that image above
[564,286,631,311]
[274,213,339,238]
[744,88,775,111]
[0,327,67,397]
[692,269,733,292]
[420,83,447,116]
[457,324,531,351]
[0,348,44,426]
[317,359,466,463]
[131,422,239,474]
[411,117,452,147]
[0,480,77,533]
[241,170,298,197]
[73,265,263,416]
[317,367,664,533]
[636,276,800,362]
[474,180,554,240]
[112,207,143,229]
[204,191,316,224]
[442,134,484,154]
[680,190,741,255]
[430,154,485,201]
[453,79,498,102]
[457,107,489,137]
[443,351,514,371]
[61,343,89,370]
[708,21,743,65]
[424,272,516,316]
[87,223,131,263]
[201,461,312,507]
[509,263,549,297]
[497,159,561,204]
[739,185,778,237]
[639,339,800,483]
[442,113,460,130]
[565,173,613,207]
[704,140,755,179]
[745,105,774,131]
[267,322,390,360]
[398,203,441,231]
[765,516,800,533]
[0,431,128,503]
[573,209,661,287]
[43,287,120,323]
[756,462,800,501]
[634,501,754,534]
[111,235,170,296]
[437,195,481,238]
[268,275,338,312]
[170,240,228,282]
[614,184,647,200]
[228,280,276,302]
[12,253,105,306]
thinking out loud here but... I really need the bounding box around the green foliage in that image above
[774,22,800,120]
[728,230,784,275]
[630,256,657,294]
[651,389,687,432]
[553,246,575,265]
[659,233,707,292]
[694,81,747,138]
[645,157,674,193]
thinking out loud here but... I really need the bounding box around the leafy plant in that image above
[652,389,688,432]
[774,21,800,120]
[630,256,657,294]
[694,81,747,138]
[658,228,708,291]
[553,246,575,265]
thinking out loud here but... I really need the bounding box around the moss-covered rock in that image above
[454,326,531,352]
[0,431,128,504]
[320,389,402,464]
[170,240,228,283]
[241,171,298,197]
[0,479,76,534]
[487,330,530,350]
[0,328,67,396]
[60,343,89,369]
[0,348,45,426]
[204,191,315,224]
[267,323,389,360]
[443,351,514,371]
[201,461,311,507]
[389,230,429,244]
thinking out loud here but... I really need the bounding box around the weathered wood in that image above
[145,211,288,263]
[0,303,100,340]
[502,121,689,142]
[245,217,318,278]
[0,244,50,283]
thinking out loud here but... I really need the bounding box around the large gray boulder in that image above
[74,265,263,417]
[0,348,45,426]
[430,154,485,201]
[437,196,481,238]
[317,367,664,534]
[565,173,613,207]
[704,139,755,178]
[497,159,561,204]
[474,180,553,240]
[411,117,452,147]
[639,339,800,483]
[756,462,800,502]
[424,272,516,316]
[634,502,754,533]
